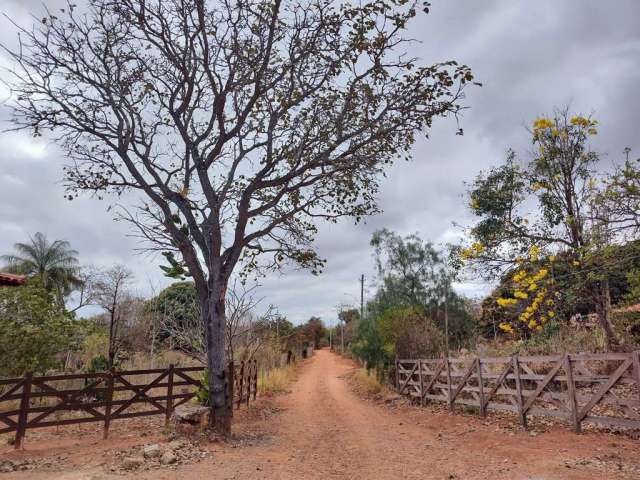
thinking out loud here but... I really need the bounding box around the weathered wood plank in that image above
[577,359,633,423]
[522,358,564,414]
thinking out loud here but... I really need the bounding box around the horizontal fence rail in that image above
[0,360,258,449]
[395,351,640,433]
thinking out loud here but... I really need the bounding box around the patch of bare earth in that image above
[2,350,639,479]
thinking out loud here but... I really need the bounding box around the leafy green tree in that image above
[1,232,80,307]
[462,109,620,346]
[352,316,385,373]
[338,308,360,325]
[353,229,475,375]
[149,281,200,341]
[0,280,75,376]
[369,228,474,348]
[370,228,442,309]
[302,317,327,349]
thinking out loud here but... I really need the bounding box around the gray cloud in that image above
[1,1,639,324]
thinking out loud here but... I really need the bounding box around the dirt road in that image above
[2,349,639,479]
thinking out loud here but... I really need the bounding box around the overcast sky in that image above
[1,1,639,326]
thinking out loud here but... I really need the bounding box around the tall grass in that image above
[351,368,384,396]
[257,363,297,395]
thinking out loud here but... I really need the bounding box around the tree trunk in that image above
[593,279,618,349]
[203,279,231,436]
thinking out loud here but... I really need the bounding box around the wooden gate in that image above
[0,362,258,449]
[396,352,640,432]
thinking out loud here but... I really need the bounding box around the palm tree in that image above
[1,232,81,303]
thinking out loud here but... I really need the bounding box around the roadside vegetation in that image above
[335,112,640,384]
[258,363,298,395]
[0,233,326,383]
[3,112,639,401]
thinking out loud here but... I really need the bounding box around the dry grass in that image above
[257,363,297,395]
[350,368,384,397]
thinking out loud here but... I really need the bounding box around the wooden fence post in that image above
[14,372,32,450]
[445,356,453,411]
[632,351,640,402]
[227,361,234,419]
[418,359,424,406]
[564,354,581,433]
[252,360,258,400]
[165,364,174,427]
[246,361,252,407]
[476,358,486,418]
[512,356,527,428]
[103,368,115,439]
[394,356,399,391]
[237,361,245,410]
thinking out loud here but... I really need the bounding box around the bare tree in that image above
[93,265,134,368]
[67,267,99,313]
[159,280,272,364]
[3,0,476,432]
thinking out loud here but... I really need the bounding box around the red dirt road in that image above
[2,349,639,479]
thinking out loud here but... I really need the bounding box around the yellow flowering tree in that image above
[462,108,619,345]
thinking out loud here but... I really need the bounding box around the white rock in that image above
[143,444,163,459]
[122,456,144,470]
[160,451,177,465]
[168,439,187,450]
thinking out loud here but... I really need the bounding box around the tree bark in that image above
[203,279,231,435]
[593,279,618,349]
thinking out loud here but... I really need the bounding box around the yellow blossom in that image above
[499,322,515,334]
[461,242,485,260]
[529,245,540,261]
[570,116,590,127]
[533,118,554,130]
[497,297,518,307]
[513,270,527,282]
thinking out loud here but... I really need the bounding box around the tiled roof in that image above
[0,272,26,286]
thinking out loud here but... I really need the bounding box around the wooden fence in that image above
[0,360,258,449]
[395,352,640,432]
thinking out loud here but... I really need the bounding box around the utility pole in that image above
[341,318,344,354]
[444,281,449,356]
[360,274,365,321]
[329,321,332,350]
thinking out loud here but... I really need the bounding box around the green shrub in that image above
[612,310,640,348]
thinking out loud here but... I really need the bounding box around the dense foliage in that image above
[0,280,77,376]
[352,229,475,375]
